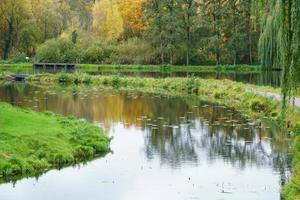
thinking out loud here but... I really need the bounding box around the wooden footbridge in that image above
[33,63,76,73]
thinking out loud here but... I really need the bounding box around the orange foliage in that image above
[119,0,146,37]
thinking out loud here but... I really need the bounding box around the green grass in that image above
[0,63,32,68]
[0,102,110,182]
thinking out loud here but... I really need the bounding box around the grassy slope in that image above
[0,103,110,182]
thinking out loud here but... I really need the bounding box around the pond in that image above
[0,82,291,200]
[0,65,282,87]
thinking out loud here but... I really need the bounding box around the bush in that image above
[82,44,105,64]
[0,54,30,64]
[36,38,79,63]
[186,77,200,94]
[250,98,269,113]
[11,54,29,63]
[113,37,156,64]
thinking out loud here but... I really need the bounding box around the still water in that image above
[0,83,291,200]
[0,65,282,87]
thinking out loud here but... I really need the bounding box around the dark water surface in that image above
[0,83,291,200]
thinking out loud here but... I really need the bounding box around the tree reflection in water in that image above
[0,83,292,185]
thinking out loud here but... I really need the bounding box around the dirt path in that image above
[256,91,300,108]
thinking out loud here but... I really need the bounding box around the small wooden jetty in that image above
[33,63,76,73]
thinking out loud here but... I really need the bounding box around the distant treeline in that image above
[0,0,262,65]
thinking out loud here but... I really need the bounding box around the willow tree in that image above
[256,0,300,119]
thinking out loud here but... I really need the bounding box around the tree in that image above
[255,0,300,118]
[0,0,30,59]
[181,0,199,65]
[119,0,146,38]
[144,0,182,64]
[201,0,227,65]
[144,0,165,63]
[92,0,124,40]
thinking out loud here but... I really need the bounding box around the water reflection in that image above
[0,83,291,169]
[0,65,282,87]
[0,82,292,199]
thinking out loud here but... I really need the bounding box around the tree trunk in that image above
[3,18,14,60]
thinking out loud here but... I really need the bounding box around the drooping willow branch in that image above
[254,0,300,121]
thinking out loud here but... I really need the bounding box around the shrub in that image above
[82,44,105,64]
[36,38,79,63]
[186,77,200,94]
[113,37,156,64]
[73,73,91,84]
[250,98,269,113]
[214,91,227,99]
[11,54,29,63]
[58,73,73,83]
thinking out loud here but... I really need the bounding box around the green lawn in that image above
[0,103,110,182]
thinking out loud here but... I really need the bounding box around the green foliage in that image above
[71,30,78,44]
[0,55,30,64]
[250,98,269,112]
[82,44,106,64]
[255,0,300,124]
[36,38,79,63]
[113,37,156,64]
[282,134,300,200]
[186,76,200,94]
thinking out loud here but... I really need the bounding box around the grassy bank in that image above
[0,102,110,182]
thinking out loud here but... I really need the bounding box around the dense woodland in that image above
[0,0,260,65]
